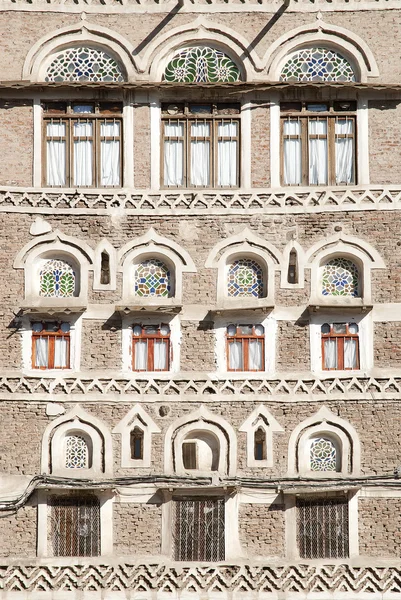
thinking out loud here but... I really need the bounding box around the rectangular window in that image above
[321,322,359,370]
[132,324,171,371]
[32,321,70,369]
[49,495,100,557]
[173,497,225,561]
[162,103,240,188]
[297,497,349,559]
[43,102,122,188]
[226,324,265,371]
[281,101,356,186]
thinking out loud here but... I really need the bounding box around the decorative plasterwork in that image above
[93,239,117,291]
[264,19,379,82]
[287,406,361,476]
[280,240,305,289]
[164,405,237,477]
[23,21,137,82]
[239,404,284,467]
[112,404,161,468]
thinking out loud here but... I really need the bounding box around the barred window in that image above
[132,324,171,371]
[43,101,122,188]
[226,324,265,371]
[162,103,240,188]
[32,321,70,369]
[173,498,225,561]
[297,497,349,559]
[281,101,356,186]
[49,496,100,557]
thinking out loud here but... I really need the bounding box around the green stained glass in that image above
[134,259,171,297]
[310,437,337,471]
[40,259,76,298]
[280,47,355,83]
[46,47,124,83]
[322,257,359,297]
[227,259,263,298]
[164,46,240,83]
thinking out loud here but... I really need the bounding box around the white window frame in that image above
[239,404,284,468]
[112,404,161,468]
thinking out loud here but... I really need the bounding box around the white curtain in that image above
[164,122,184,186]
[309,120,328,185]
[248,340,263,370]
[283,120,301,185]
[74,121,93,186]
[229,341,243,370]
[134,341,147,370]
[47,122,66,186]
[35,338,48,368]
[54,337,68,368]
[191,122,210,186]
[101,121,120,186]
[344,338,358,369]
[335,118,354,184]
[218,122,237,187]
[324,339,337,369]
[154,340,168,370]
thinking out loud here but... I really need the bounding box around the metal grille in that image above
[49,496,100,557]
[173,498,225,561]
[297,498,349,559]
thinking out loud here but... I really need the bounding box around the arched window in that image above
[181,431,220,472]
[227,258,264,298]
[45,47,125,82]
[322,257,359,297]
[130,427,144,460]
[40,258,76,298]
[309,436,339,472]
[254,427,267,461]
[65,433,91,469]
[164,46,241,83]
[280,47,356,82]
[134,258,171,297]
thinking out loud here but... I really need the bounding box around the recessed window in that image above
[40,259,76,298]
[43,101,122,188]
[227,258,264,298]
[173,498,225,561]
[134,259,171,297]
[49,495,100,557]
[130,427,144,460]
[65,434,91,469]
[32,321,70,369]
[297,497,349,559]
[254,427,267,461]
[322,257,359,297]
[162,103,240,188]
[226,324,265,371]
[309,436,338,472]
[321,322,359,370]
[182,442,197,469]
[281,100,356,186]
[132,324,171,371]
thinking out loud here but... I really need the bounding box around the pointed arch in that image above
[280,240,306,289]
[287,406,361,476]
[23,21,137,82]
[239,405,284,467]
[93,239,117,291]
[264,20,379,83]
[113,404,161,468]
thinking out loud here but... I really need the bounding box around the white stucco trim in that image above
[357,97,370,185]
[239,404,284,468]
[269,94,280,188]
[93,239,117,291]
[123,94,135,188]
[33,96,42,188]
[298,423,350,477]
[241,101,252,190]
[112,404,161,468]
[280,240,306,289]
[150,98,161,190]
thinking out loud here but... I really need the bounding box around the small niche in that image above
[130,427,144,460]
[100,251,111,285]
[254,427,266,461]
[287,249,298,284]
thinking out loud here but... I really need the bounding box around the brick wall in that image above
[113,502,162,556]
[239,502,285,557]
[359,498,401,557]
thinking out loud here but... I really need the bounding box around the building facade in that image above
[0,0,401,598]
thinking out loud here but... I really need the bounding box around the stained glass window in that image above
[280,48,356,83]
[322,258,359,297]
[134,259,171,297]
[40,259,76,298]
[65,435,89,469]
[227,259,264,297]
[164,46,240,83]
[46,47,124,82]
[310,437,337,471]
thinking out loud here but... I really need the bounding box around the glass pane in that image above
[333,323,347,333]
[324,338,337,369]
[239,325,253,335]
[73,122,93,186]
[248,340,263,370]
[348,323,359,334]
[35,337,49,368]
[47,122,66,186]
[344,338,358,369]
[283,120,301,185]
[229,341,243,370]
[227,324,237,336]
[321,323,331,334]
[134,340,147,370]
[254,324,265,336]
[154,340,168,370]
[309,120,328,185]
[54,337,68,368]
[164,140,184,186]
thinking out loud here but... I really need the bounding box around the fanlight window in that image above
[65,434,90,469]
[164,46,240,83]
[310,437,338,471]
[280,48,356,82]
[322,258,359,297]
[40,259,76,298]
[134,259,171,297]
[227,259,264,297]
[46,47,124,83]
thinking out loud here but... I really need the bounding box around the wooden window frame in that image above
[280,100,356,186]
[132,323,171,372]
[321,322,359,371]
[226,324,265,372]
[43,101,123,188]
[161,102,240,189]
[32,321,71,370]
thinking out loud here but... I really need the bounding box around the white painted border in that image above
[269,94,280,188]
[150,98,161,190]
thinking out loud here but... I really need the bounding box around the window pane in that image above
[154,339,168,371]
[229,340,243,370]
[344,338,358,369]
[47,122,66,186]
[101,121,120,187]
[309,120,328,185]
[134,340,147,370]
[217,122,238,187]
[35,337,49,368]
[191,122,210,186]
[164,140,184,186]
[324,338,337,369]
[335,118,354,184]
[73,122,93,186]
[248,340,263,370]
[54,337,68,368]
[283,120,301,185]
